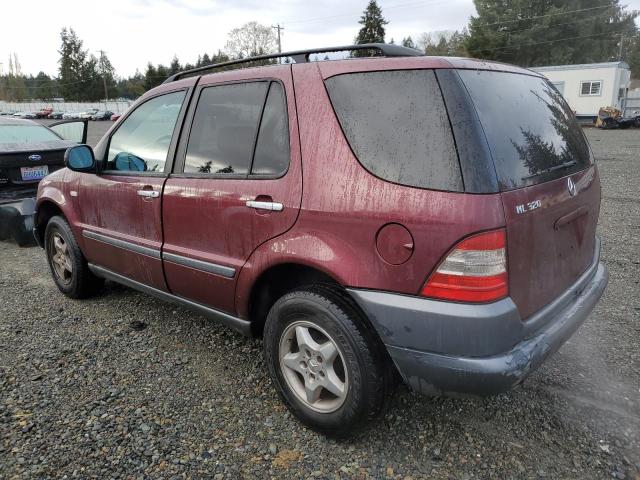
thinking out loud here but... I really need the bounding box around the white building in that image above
[531,61,631,120]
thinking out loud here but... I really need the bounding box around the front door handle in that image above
[137,190,160,198]
[246,200,284,212]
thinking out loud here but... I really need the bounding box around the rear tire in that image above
[44,216,103,298]
[263,285,393,436]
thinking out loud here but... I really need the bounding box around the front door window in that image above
[106,91,186,173]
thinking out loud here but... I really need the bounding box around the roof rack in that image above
[163,43,423,83]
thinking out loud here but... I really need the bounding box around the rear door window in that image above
[251,82,290,176]
[184,82,268,175]
[457,70,591,190]
[325,70,462,192]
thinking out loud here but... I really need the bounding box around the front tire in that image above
[44,216,103,298]
[264,285,393,436]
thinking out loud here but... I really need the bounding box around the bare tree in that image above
[417,30,468,56]
[225,22,277,59]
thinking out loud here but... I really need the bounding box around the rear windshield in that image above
[458,70,591,190]
[0,125,61,144]
[325,70,462,192]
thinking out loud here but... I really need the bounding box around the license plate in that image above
[20,165,49,181]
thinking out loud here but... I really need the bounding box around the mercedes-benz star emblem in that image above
[567,177,577,197]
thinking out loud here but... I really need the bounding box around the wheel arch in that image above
[34,200,65,247]
[245,262,342,337]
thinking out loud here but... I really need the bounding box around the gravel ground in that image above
[0,127,638,479]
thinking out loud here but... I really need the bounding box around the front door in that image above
[162,66,302,313]
[77,89,189,290]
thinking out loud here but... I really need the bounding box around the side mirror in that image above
[65,145,96,172]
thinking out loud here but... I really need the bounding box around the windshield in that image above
[0,125,61,144]
[458,70,591,190]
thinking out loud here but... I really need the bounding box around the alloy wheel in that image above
[49,232,73,285]
[278,320,349,413]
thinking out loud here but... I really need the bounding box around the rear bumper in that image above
[348,240,608,396]
[0,196,36,245]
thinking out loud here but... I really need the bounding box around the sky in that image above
[1,0,639,78]
[0,0,478,77]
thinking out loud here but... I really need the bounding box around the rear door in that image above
[77,88,189,290]
[162,66,301,314]
[457,70,600,319]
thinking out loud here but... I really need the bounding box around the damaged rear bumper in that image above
[348,240,608,396]
[0,197,37,246]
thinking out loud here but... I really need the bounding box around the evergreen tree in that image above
[144,63,159,91]
[211,50,230,64]
[169,56,182,75]
[33,72,56,100]
[58,28,90,100]
[402,36,416,49]
[465,0,638,67]
[354,0,388,56]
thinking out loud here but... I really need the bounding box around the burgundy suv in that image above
[34,44,608,435]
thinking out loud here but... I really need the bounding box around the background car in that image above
[110,113,121,121]
[47,111,65,120]
[35,107,53,119]
[0,117,87,245]
[62,112,80,120]
[91,110,114,121]
[79,109,99,120]
[13,112,37,119]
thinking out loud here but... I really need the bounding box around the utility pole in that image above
[272,24,283,63]
[619,33,624,61]
[99,50,108,109]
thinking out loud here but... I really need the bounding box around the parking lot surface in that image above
[0,127,638,479]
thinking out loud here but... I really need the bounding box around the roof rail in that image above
[163,43,424,83]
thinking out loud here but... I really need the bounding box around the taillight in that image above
[421,229,508,303]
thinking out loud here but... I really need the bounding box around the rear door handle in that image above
[137,190,160,198]
[246,200,284,212]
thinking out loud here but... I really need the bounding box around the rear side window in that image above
[458,70,591,190]
[325,70,462,191]
[185,82,268,175]
[252,82,290,176]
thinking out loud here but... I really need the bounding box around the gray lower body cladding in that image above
[348,239,608,396]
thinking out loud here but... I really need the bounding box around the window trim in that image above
[579,80,602,97]
[171,78,291,180]
[100,87,191,177]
